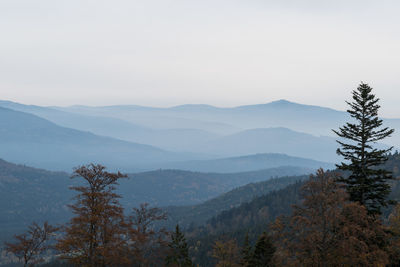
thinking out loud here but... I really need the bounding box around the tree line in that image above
[4,83,400,266]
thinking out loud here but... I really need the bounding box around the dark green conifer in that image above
[333,82,395,214]
[165,225,194,267]
[250,232,275,267]
[240,232,252,267]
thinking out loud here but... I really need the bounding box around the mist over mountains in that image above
[0,107,190,172]
[0,98,398,265]
[157,153,333,173]
[1,99,398,172]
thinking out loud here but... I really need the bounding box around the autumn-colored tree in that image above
[5,221,58,267]
[56,164,128,267]
[165,224,194,267]
[272,169,389,266]
[212,239,241,267]
[388,204,400,265]
[126,203,169,266]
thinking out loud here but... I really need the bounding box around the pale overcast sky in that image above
[1,0,399,117]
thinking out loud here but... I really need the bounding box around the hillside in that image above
[0,159,72,242]
[202,153,400,234]
[160,153,333,173]
[3,100,398,157]
[192,127,339,162]
[164,174,308,229]
[122,167,312,207]
[53,100,346,135]
[53,103,240,135]
[0,101,221,152]
[0,107,189,171]
[183,153,400,265]
[0,158,313,243]
[52,100,400,147]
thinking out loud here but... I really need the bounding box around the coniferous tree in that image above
[249,232,275,267]
[165,225,193,267]
[240,232,252,267]
[333,82,395,214]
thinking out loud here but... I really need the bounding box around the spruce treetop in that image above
[333,82,395,214]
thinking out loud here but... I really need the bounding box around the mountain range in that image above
[0,99,398,171]
[50,99,400,145]
[0,107,190,172]
[158,153,333,173]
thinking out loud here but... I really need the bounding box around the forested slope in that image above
[185,153,400,265]
[164,175,308,228]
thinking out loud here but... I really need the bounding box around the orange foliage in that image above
[56,164,129,267]
[5,222,58,267]
[272,169,389,266]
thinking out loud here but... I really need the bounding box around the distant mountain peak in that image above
[170,104,219,110]
[269,99,295,105]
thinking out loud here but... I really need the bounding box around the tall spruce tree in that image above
[165,225,193,267]
[333,82,395,214]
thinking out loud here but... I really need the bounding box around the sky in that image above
[1,0,400,117]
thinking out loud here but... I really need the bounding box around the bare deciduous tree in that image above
[5,221,58,267]
[126,203,169,266]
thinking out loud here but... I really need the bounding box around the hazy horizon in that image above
[1,0,400,117]
[2,97,400,120]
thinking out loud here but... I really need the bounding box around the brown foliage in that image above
[126,203,169,266]
[56,164,129,267]
[212,239,241,267]
[272,169,389,266]
[388,204,400,264]
[5,221,58,267]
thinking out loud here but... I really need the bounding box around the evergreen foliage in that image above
[333,82,395,214]
[165,225,193,267]
[240,232,252,267]
[249,232,275,267]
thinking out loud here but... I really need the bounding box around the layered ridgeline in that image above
[0,105,334,172]
[185,128,339,162]
[1,100,399,164]
[0,100,223,153]
[48,100,400,148]
[0,158,318,243]
[0,107,199,172]
[158,153,333,173]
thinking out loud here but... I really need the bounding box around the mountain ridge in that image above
[0,107,192,172]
